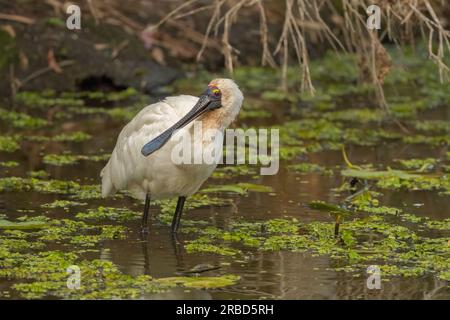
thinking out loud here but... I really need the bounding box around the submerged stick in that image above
[334,215,341,237]
[334,222,340,237]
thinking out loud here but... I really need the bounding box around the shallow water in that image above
[0,77,449,299]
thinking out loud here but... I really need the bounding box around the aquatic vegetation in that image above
[173,192,450,284]
[341,168,421,180]
[212,165,257,179]
[66,105,141,122]
[0,177,103,199]
[201,183,273,195]
[156,194,228,226]
[75,207,140,222]
[0,161,19,168]
[261,90,298,103]
[41,200,87,209]
[323,108,385,123]
[25,131,92,143]
[31,218,127,247]
[412,120,450,133]
[424,219,450,231]
[390,100,428,118]
[43,154,79,166]
[27,170,50,179]
[0,219,49,230]
[288,163,333,175]
[0,109,48,129]
[60,87,139,102]
[402,134,450,146]
[52,131,92,142]
[341,168,450,193]
[15,91,84,108]
[309,200,353,217]
[234,67,281,92]
[185,240,241,256]
[0,219,238,298]
[0,250,173,299]
[69,225,127,247]
[239,108,271,120]
[309,200,353,236]
[69,184,103,200]
[395,158,438,172]
[157,275,240,289]
[0,135,19,152]
[43,153,109,166]
[1,47,449,299]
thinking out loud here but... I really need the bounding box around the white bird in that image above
[101,78,244,233]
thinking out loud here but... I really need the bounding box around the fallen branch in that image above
[0,13,35,24]
[17,60,75,89]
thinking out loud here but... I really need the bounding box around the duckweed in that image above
[0,219,49,230]
[0,161,19,168]
[157,275,240,289]
[0,135,19,152]
[413,120,450,133]
[2,47,450,299]
[43,153,109,166]
[201,183,273,195]
[212,165,257,179]
[52,131,92,142]
[75,207,140,222]
[288,163,333,175]
[0,109,48,129]
[341,168,450,193]
[156,194,228,226]
[0,177,103,199]
[15,91,84,108]
[41,200,88,209]
[395,158,439,171]
[0,251,173,299]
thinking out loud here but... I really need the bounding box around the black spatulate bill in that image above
[141,87,222,157]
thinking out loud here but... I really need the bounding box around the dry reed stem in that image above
[28,0,450,107]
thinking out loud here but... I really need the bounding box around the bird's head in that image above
[201,78,244,129]
[141,78,243,157]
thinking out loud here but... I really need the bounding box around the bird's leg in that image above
[141,233,151,274]
[141,193,151,232]
[171,196,186,233]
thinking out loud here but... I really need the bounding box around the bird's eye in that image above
[212,89,221,96]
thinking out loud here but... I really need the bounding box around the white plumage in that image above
[101,79,243,203]
[101,95,215,200]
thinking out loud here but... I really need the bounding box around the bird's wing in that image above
[101,95,198,197]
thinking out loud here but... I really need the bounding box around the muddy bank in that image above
[0,18,181,97]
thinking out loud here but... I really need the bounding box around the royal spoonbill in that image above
[101,78,243,233]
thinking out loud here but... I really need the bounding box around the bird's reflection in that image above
[140,227,185,275]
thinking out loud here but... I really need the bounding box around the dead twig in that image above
[0,13,35,24]
[17,60,75,89]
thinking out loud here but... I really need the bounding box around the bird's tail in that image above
[100,164,116,198]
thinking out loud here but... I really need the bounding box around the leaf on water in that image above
[308,200,352,217]
[202,183,273,195]
[341,168,421,180]
[0,219,49,230]
[179,264,221,275]
[237,183,273,192]
[156,275,240,289]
